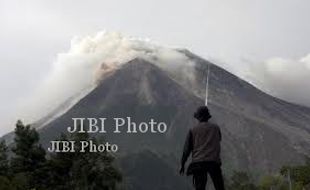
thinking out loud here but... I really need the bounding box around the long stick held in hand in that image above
[205,64,211,106]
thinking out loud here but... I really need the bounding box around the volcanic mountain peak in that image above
[83,57,200,110]
[1,49,310,189]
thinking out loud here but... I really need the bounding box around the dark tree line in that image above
[226,161,310,190]
[0,120,122,190]
[0,120,309,190]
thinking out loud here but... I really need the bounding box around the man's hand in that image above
[179,165,185,175]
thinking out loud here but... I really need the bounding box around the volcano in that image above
[2,49,310,190]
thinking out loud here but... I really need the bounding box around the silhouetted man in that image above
[180,106,225,190]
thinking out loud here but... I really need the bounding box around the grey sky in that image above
[1,0,310,135]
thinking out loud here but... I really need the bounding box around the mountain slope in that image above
[39,56,310,173]
[2,51,310,189]
[40,58,202,153]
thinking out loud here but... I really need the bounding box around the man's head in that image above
[194,106,212,122]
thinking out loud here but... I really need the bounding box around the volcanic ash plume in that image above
[261,54,310,106]
[20,31,195,123]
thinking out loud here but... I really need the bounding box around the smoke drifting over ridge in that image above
[17,31,310,125]
[216,53,310,107]
[259,54,310,106]
[19,31,195,123]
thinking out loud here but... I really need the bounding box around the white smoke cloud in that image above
[18,31,195,123]
[18,30,310,126]
[243,54,310,107]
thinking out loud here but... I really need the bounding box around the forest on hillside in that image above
[0,121,309,190]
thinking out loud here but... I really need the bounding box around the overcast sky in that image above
[1,0,310,135]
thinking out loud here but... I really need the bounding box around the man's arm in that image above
[180,130,193,174]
